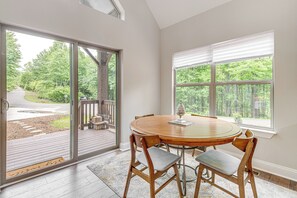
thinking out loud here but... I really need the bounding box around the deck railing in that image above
[78,99,116,130]
[102,100,116,127]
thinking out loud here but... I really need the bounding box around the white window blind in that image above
[173,31,274,68]
[212,32,274,63]
[173,46,211,68]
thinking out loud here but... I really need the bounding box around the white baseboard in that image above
[120,142,130,151]
[219,149,297,182]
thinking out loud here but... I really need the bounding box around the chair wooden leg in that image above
[211,171,215,184]
[149,178,156,198]
[194,165,204,198]
[238,175,246,198]
[166,144,170,152]
[205,168,210,179]
[249,172,258,198]
[192,148,196,157]
[173,164,183,198]
[123,166,133,198]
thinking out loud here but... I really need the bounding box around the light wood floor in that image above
[1,150,121,198]
[0,149,296,198]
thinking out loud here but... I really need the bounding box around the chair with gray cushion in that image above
[123,133,183,198]
[134,114,168,151]
[194,129,258,198]
[191,113,218,157]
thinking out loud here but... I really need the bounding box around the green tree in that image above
[6,31,21,91]
[21,43,99,103]
[175,64,211,115]
[20,42,71,102]
[175,57,272,120]
[78,48,98,99]
[108,54,116,100]
[20,42,117,103]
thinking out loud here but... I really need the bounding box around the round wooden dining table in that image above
[130,115,242,147]
[130,114,242,196]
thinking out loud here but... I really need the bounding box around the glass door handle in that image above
[1,98,9,113]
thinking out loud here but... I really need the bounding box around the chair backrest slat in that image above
[132,132,160,148]
[233,129,258,173]
[232,129,254,152]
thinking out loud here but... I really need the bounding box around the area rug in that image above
[7,157,64,178]
[87,151,297,198]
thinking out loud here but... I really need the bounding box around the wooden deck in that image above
[7,129,116,171]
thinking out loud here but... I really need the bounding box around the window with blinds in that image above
[173,32,274,67]
[174,31,274,130]
[212,32,274,63]
[173,46,211,68]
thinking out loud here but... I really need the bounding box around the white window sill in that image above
[240,126,277,139]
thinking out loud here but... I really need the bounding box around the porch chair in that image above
[191,113,218,157]
[194,129,258,198]
[123,133,183,198]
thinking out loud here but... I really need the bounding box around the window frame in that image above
[80,0,125,20]
[174,54,274,131]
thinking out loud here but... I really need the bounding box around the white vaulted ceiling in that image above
[145,0,232,29]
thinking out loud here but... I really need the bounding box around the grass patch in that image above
[51,115,70,129]
[25,91,56,104]
[50,115,93,130]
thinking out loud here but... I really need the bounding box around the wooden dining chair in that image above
[191,113,218,157]
[135,114,168,150]
[123,133,183,198]
[194,129,258,198]
[135,114,163,152]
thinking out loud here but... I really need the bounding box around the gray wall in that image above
[0,0,161,145]
[161,0,297,179]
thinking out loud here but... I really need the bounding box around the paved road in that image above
[7,87,70,121]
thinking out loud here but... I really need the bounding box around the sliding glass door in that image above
[77,45,117,156]
[0,25,120,186]
[1,29,72,180]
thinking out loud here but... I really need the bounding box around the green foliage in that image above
[78,51,116,101]
[233,112,242,123]
[47,86,70,103]
[175,64,211,116]
[216,84,271,119]
[6,31,21,91]
[216,57,272,82]
[176,64,210,84]
[78,48,98,99]
[108,54,116,100]
[176,86,209,115]
[24,91,55,103]
[20,42,71,103]
[175,57,273,121]
[20,42,117,103]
